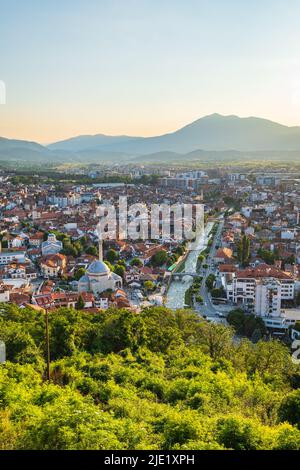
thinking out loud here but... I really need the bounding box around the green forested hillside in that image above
[1,304,300,450]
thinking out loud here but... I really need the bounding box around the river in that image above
[165,222,214,310]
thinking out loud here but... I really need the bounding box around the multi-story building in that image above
[225,264,295,317]
[0,251,27,265]
[159,170,208,191]
[47,191,81,208]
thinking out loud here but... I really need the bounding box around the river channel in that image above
[165,222,214,310]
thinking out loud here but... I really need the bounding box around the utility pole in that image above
[45,308,51,382]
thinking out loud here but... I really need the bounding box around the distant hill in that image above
[48,114,300,155]
[3,114,300,164]
[0,137,129,164]
[0,137,54,162]
[48,134,144,152]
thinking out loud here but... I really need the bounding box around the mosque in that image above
[78,239,122,295]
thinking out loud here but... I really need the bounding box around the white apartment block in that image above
[225,265,295,317]
[0,251,27,265]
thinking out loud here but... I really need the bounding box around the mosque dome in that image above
[87,260,110,276]
[78,274,89,284]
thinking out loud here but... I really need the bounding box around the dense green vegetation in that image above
[210,287,226,299]
[150,250,168,267]
[205,274,216,291]
[227,309,266,341]
[1,303,300,450]
[184,277,202,307]
[10,171,160,187]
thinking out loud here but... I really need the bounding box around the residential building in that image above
[225,264,295,317]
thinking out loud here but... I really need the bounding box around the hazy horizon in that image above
[4,112,300,147]
[1,0,300,143]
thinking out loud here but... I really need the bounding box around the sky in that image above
[1,0,300,144]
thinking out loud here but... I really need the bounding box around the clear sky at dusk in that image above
[1,0,300,143]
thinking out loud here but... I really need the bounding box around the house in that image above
[111,289,131,308]
[124,267,141,284]
[5,235,25,249]
[9,292,31,306]
[214,248,233,264]
[32,292,79,309]
[40,254,67,278]
[29,232,44,247]
[78,292,95,308]
[94,297,109,310]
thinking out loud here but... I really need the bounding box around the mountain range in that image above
[2,113,300,164]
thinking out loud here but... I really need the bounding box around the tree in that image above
[113,264,125,278]
[198,254,205,263]
[1,304,300,450]
[76,295,85,310]
[18,395,124,450]
[244,315,266,338]
[205,274,216,291]
[227,310,266,338]
[103,261,113,271]
[96,309,145,353]
[251,328,262,344]
[211,287,226,298]
[217,417,264,450]
[130,258,143,267]
[73,268,86,281]
[144,281,155,292]
[1,240,8,249]
[106,249,118,264]
[0,322,42,365]
[62,243,78,257]
[150,250,168,267]
[257,248,276,265]
[86,245,98,257]
[227,309,244,334]
[279,390,300,428]
[174,245,185,256]
[195,322,234,361]
[237,235,250,266]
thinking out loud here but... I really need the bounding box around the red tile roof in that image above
[236,264,293,280]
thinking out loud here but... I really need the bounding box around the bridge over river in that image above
[168,272,200,281]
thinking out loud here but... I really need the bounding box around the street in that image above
[196,217,228,324]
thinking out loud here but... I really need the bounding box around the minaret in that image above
[98,237,103,262]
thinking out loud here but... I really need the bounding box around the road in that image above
[196,217,227,324]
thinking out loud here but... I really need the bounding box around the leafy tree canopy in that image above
[0,303,299,450]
